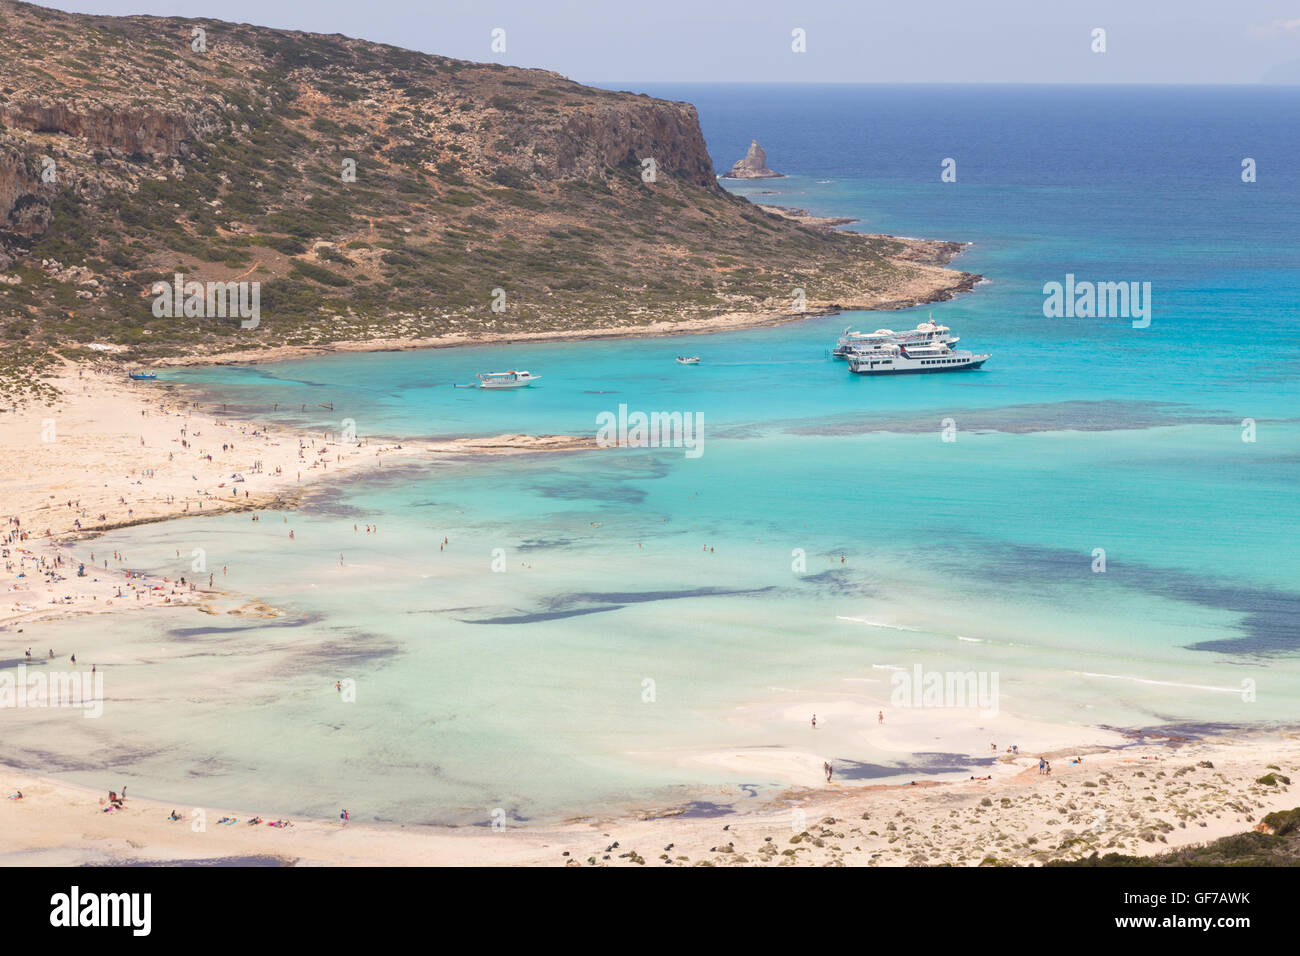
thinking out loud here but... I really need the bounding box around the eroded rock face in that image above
[722,140,782,179]
[1,99,197,158]
[0,147,54,242]
[550,101,719,188]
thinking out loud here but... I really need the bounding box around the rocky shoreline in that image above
[136,230,977,369]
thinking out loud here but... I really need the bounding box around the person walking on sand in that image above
[811,714,817,730]
[824,761,833,783]
[877,711,883,725]
[340,808,349,825]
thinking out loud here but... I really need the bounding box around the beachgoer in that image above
[877,711,883,725]
[811,714,817,729]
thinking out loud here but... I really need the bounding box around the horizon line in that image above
[586,80,1297,88]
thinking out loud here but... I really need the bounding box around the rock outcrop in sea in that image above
[722,140,783,179]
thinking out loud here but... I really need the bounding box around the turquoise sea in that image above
[8,85,1299,825]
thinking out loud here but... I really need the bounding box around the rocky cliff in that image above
[0,0,975,363]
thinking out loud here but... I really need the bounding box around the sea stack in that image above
[722,140,783,179]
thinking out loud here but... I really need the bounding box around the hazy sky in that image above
[39,1,1300,84]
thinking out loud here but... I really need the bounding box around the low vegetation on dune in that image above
[0,0,976,393]
[1047,807,1300,867]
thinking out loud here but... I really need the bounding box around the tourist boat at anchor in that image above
[847,340,990,375]
[833,318,959,359]
[127,371,158,380]
[675,356,701,365]
[475,370,540,389]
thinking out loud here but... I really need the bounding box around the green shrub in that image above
[291,260,351,287]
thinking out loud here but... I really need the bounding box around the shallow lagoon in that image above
[8,84,1299,824]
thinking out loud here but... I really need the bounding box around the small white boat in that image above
[675,356,701,365]
[476,370,540,389]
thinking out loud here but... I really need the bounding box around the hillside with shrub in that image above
[0,0,976,385]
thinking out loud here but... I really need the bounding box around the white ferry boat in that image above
[675,356,701,365]
[476,370,540,389]
[833,319,959,359]
[847,341,989,375]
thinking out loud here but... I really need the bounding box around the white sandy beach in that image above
[2,728,1294,867]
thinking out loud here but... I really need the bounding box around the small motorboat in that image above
[675,356,701,365]
[128,371,158,381]
[475,370,540,390]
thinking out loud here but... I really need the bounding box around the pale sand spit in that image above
[0,364,589,628]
